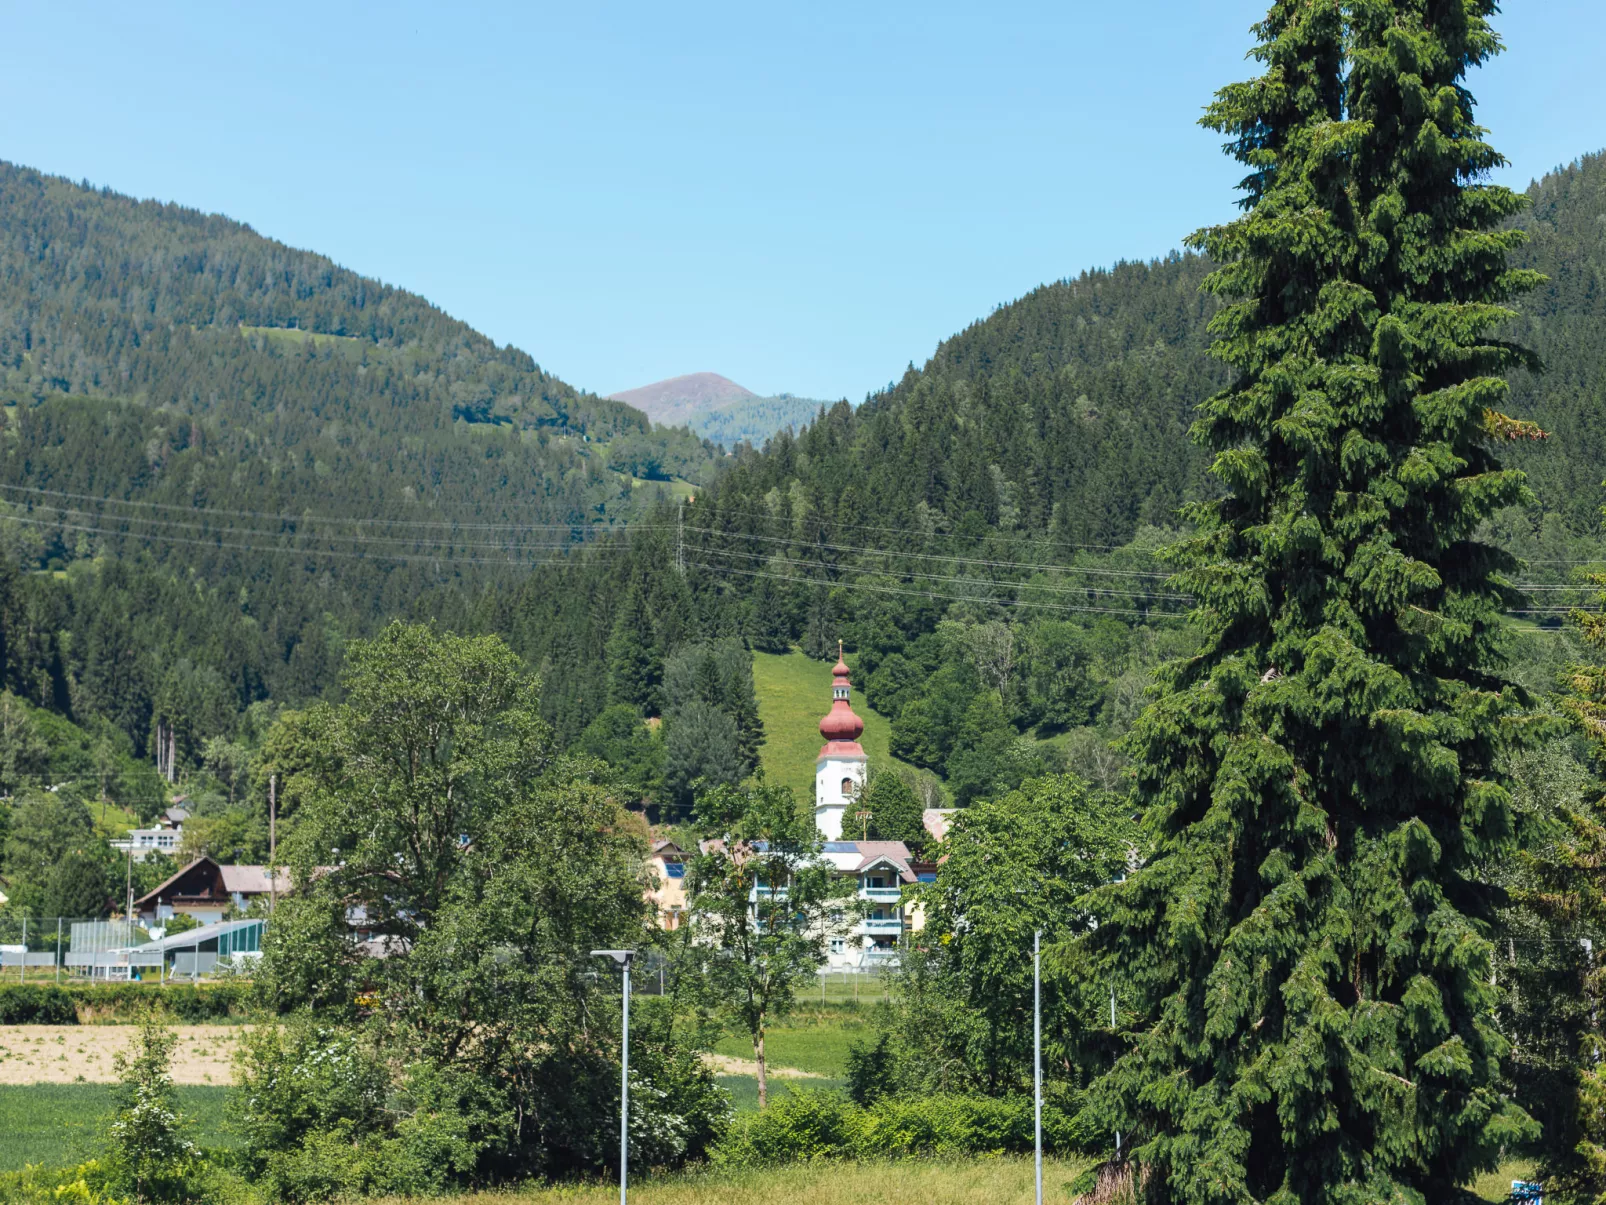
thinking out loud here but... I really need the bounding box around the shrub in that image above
[0,982,253,1024]
[716,1090,864,1165]
[0,1160,122,1205]
[843,1031,894,1106]
[103,1015,205,1204]
[0,984,77,1024]
[716,1090,1078,1167]
[232,1019,483,1202]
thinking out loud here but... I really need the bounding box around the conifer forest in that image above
[4,3,1606,1203]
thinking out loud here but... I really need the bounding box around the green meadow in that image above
[0,1084,235,1170]
[751,649,912,807]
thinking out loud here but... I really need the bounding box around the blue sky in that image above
[3,3,1602,401]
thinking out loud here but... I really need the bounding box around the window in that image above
[830,938,845,954]
[842,777,855,797]
[664,861,686,879]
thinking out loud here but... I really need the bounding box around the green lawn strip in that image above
[751,650,910,807]
[0,1084,235,1171]
[712,1008,871,1078]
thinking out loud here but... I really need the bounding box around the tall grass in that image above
[381,1159,1089,1204]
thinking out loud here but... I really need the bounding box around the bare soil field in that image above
[0,1025,243,1085]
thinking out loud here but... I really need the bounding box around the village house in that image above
[647,839,689,930]
[110,804,192,860]
[132,855,290,926]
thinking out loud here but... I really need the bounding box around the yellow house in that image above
[647,840,689,930]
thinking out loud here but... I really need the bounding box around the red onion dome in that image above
[820,641,864,741]
[820,698,865,742]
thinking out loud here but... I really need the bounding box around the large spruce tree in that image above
[1078,2,1545,1198]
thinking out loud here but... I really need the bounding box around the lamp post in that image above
[1034,928,1043,1205]
[592,949,635,1205]
[1112,985,1121,1162]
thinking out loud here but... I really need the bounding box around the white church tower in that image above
[815,642,868,841]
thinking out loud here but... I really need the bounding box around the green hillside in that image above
[751,649,908,808]
[502,152,1606,805]
[0,162,722,767]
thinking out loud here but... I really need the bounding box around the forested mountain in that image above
[0,162,714,783]
[499,152,1606,813]
[685,393,838,450]
[0,152,1602,822]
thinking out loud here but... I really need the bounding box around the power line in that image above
[0,480,653,533]
[682,525,1178,580]
[694,544,1194,602]
[687,499,1169,556]
[685,558,1185,619]
[2,502,614,554]
[0,513,626,568]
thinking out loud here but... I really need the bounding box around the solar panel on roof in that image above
[822,842,860,852]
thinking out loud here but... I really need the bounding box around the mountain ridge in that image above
[609,372,757,426]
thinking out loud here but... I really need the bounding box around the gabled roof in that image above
[652,839,685,857]
[817,840,916,882]
[134,857,290,908]
[219,865,292,895]
[133,857,220,909]
[852,841,916,883]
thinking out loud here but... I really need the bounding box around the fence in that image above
[0,916,263,983]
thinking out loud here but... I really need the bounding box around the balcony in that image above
[858,886,902,903]
[860,917,904,935]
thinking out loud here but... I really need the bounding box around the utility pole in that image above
[125,848,133,926]
[268,774,278,913]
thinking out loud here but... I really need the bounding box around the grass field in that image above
[752,650,913,806]
[380,1159,1091,1204]
[712,1005,872,1078]
[0,1081,1540,1200]
[0,1084,234,1170]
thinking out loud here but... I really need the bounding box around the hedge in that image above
[0,982,254,1024]
[715,1090,1085,1166]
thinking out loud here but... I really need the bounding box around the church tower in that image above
[815,643,867,841]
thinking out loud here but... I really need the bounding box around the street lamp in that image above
[591,949,635,1205]
[1033,928,1043,1205]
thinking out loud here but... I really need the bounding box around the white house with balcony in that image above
[818,839,918,968]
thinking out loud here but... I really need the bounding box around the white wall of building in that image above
[814,754,866,841]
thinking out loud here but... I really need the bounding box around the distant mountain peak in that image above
[608,372,757,426]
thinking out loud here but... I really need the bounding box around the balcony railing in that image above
[860,917,904,934]
[859,886,902,902]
